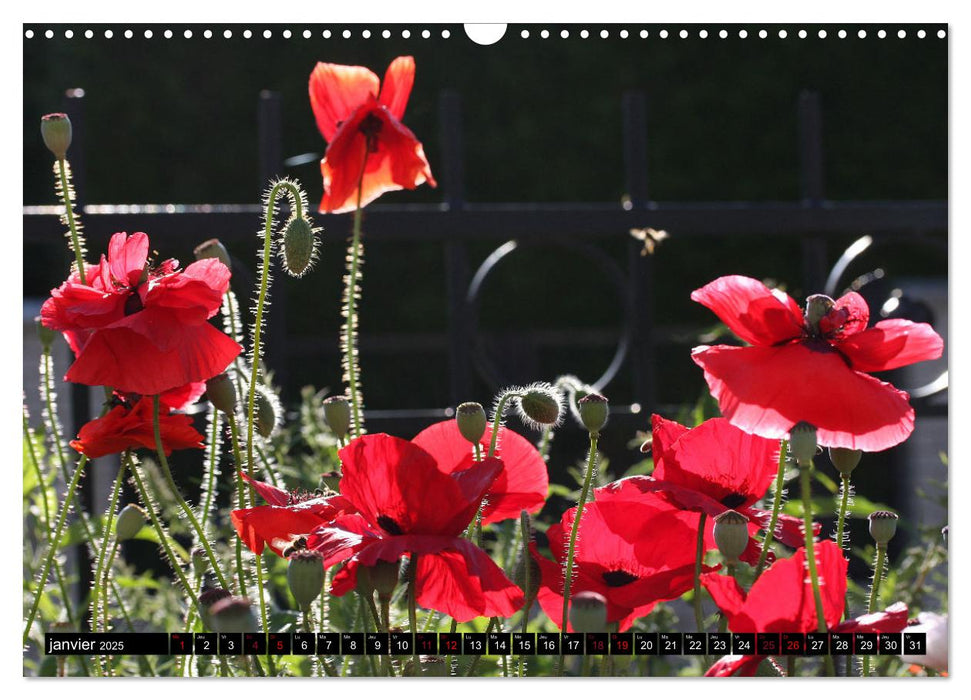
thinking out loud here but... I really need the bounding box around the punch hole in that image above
[25,29,33,38]
[85,30,94,39]
[638,30,647,38]
[164,29,173,39]
[580,29,589,39]
[125,29,134,39]
[243,29,252,39]
[65,29,73,39]
[144,30,153,39]
[183,30,191,39]
[422,30,430,38]
[105,29,114,38]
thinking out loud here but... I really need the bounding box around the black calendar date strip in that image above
[44,631,926,656]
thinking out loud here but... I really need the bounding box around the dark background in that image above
[23,24,948,555]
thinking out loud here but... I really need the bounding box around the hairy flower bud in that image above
[577,392,609,434]
[206,373,236,414]
[789,422,818,466]
[281,217,318,277]
[41,113,72,159]
[713,510,749,564]
[829,447,862,476]
[456,402,487,444]
[323,395,351,441]
[515,383,564,430]
[199,587,232,629]
[193,238,232,270]
[190,547,210,578]
[287,550,325,610]
[868,510,899,545]
[36,316,57,350]
[254,387,280,438]
[569,591,608,632]
[115,504,147,542]
[208,596,257,633]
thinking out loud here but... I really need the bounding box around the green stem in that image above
[227,413,250,594]
[91,459,128,633]
[151,396,230,591]
[755,439,788,579]
[343,205,366,438]
[557,431,599,676]
[57,158,86,284]
[862,543,887,677]
[22,453,88,647]
[254,553,276,676]
[693,512,708,634]
[129,461,202,614]
[409,554,421,676]
[199,408,222,528]
[836,474,851,550]
[247,180,304,487]
[799,463,835,676]
[488,392,522,458]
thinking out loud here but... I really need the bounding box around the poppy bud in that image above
[115,504,147,542]
[456,402,487,444]
[868,510,899,545]
[281,217,317,277]
[713,509,749,564]
[789,422,818,466]
[36,316,57,350]
[515,383,564,430]
[207,596,257,633]
[191,547,209,578]
[199,587,232,629]
[512,550,541,603]
[362,559,399,599]
[569,591,608,632]
[804,294,835,335]
[829,447,862,476]
[254,387,280,438]
[193,238,232,270]
[577,392,609,434]
[206,373,236,414]
[41,113,72,159]
[322,395,351,441]
[355,566,374,597]
[287,550,325,610]
[318,470,341,492]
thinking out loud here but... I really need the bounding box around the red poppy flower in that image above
[231,473,356,557]
[411,419,548,525]
[532,496,714,631]
[306,434,523,622]
[309,56,437,213]
[596,415,811,564]
[691,276,943,451]
[41,232,242,396]
[69,395,203,459]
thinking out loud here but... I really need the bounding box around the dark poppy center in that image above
[377,514,403,536]
[720,493,748,509]
[601,570,638,587]
[124,291,144,316]
[359,113,383,152]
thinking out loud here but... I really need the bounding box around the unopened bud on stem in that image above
[206,373,236,414]
[193,238,232,270]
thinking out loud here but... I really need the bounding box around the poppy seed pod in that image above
[577,392,609,434]
[323,395,351,441]
[789,422,818,466]
[287,550,325,610]
[41,113,72,159]
[362,559,400,599]
[868,510,899,545]
[281,217,317,277]
[114,504,147,542]
[569,590,608,632]
[713,510,749,564]
[456,402,487,444]
[192,238,232,270]
[254,387,280,438]
[515,383,564,430]
[205,373,236,414]
[198,587,232,630]
[829,446,863,476]
[207,596,257,634]
[804,294,836,335]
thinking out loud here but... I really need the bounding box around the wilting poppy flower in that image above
[596,415,812,565]
[231,473,356,557]
[41,232,242,396]
[411,420,548,525]
[691,275,943,451]
[307,434,523,622]
[69,395,203,459]
[532,496,714,631]
[309,55,437,213]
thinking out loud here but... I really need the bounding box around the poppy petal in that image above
[705,655,766,677]
[690,275,804,346]
[692,342,915,451]
[241,472,290,506]
[378,56,415,120]
[832,602,909,634]
[107,232,149,288]
[837,320,944,373]
[309,62,380,142]
[231,497,347,556]
[69,398,203,459]
[820,291,870,337]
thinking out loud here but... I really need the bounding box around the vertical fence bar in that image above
[623,90,655,412]
[440,90,473,405]
[798,90,828,293]
[257,90,289,390]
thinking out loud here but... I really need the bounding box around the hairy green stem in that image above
[862,543,887,677]
[488,391,522,458]
[56,158,86,284]
[755,439,788,579]
[800,464,835,676]
[693,512,708,634]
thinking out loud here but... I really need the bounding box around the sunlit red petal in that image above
[692,342,915,451]
[378,56,415,120]
[69,398,203,459]
[231,495,350,557]
[832,602,909,633]
[705,654,765,677]
[690,275,804,346]
[158,381,206,411]
[107,232,149,288]
[820,291,870,337]
[837,320,944,372]
[309,62,380,142]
